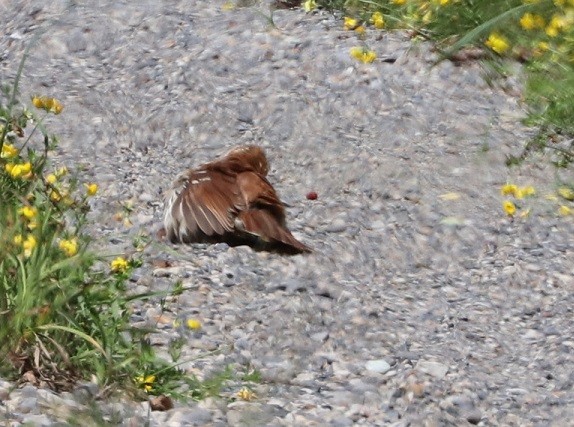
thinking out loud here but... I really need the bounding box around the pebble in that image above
[365,359,392,374]
[416,361,449,379]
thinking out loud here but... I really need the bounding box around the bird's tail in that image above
[237,209,311,254]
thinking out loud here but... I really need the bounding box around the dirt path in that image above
[1,1,573,425]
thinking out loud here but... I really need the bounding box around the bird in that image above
[163,145,311,254]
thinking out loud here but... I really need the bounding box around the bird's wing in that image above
[236,172,286,224]
[235,172,311,253]
[165,169,242,242]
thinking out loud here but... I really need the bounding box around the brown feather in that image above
[163,145,311,254]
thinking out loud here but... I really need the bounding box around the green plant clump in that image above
[0,52,184,397]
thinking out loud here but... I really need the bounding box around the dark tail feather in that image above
[238,210,311,254]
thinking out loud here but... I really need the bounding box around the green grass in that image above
[309,0,574,165]
[0,52,221,400]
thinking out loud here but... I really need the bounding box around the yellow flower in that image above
[50,99,64,115]
[237,387,256,401]
[18,206,38,220]
[50,190,62,202]
[46,174,57,184]
[520,13,545,30]
[59,238,79,257]
[32,96,64,114]
[485,33,510,54]
[85,183,98,196]
[55,166,68,177]
[546,15,564,37]
[32,96,43,108]
[558,187,574,200]
[1,143,19,159]
[501,183,518,196]
[434,0,450,5]
[27,220,38,231]
[558,205,572,216]
[6,162,32,179]
[344,17,359,30]
[534,41,550,56]
[503,200,516,216]
[303,0,316,12]
[521,186,536,197]
[186,318,202,330]
[16,234,37,258]
[135,375,156,393]
[111,256,129,273]
[392,0,407,4]
[370,12,385,29]
[350,47,377,63]
[354,25,365,35]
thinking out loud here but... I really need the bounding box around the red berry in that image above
[306,191,318,200]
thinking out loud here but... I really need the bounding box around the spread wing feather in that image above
[167,169,239,241]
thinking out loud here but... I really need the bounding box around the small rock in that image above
[465,408,483,425]
[365,359,391,374]
[416,360,449,378]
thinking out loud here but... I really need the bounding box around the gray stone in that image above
[365,359,391,374]
[416,361,449,379]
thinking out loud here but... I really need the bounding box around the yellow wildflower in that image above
[32,96,64,114]
[520,13,545,30]
[50,190,62,202]
[27,220,38,231]
[350,47,377,63]
[111,256,129,273]
[21,234,37,258]
[503,200,516,216]
[32,96,44,109]
[85,183,98,196]
[59,238,79,257]
[434,0,450,5]
[51,99,64,115]
[558,187,574,200]
[370,12,385,29]
[221,1,235,11]
[521,186,536,197]
[546,15,564,37]
[55,166,68,177]
[501,184,518,196]
[354,25,365,35]
[13,234,23,245]
[46,174,57,184]
[237,387,256,401]
[186,318,202,330]
[135,375,156,393]
[392,0,407,4]
[303,0,316,12]
[6,162,32,179]
[1,143,19,159]
[534,41,550,56]
[18,206,37,220]
[344,17,359,30]
[558,205,572,216]
[485,33,510,54]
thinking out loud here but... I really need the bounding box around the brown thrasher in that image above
[163,145,311,254]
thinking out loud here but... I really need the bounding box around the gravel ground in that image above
[1,1,574,426]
